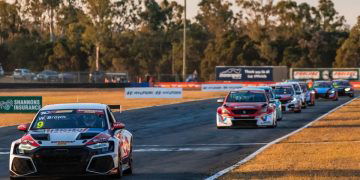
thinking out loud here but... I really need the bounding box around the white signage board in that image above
[125,88,182,98]
[201,84,243,92]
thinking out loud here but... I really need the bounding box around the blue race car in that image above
[313,81,338,101]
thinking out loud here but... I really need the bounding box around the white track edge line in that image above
[205,97,358,180]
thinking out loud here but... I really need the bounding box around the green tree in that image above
[334,17,360,67]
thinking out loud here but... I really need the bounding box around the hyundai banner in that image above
[215,66,273,81]
[125,88,183,98]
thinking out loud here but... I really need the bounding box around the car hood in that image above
[336,86,350,90]
[315,87,331,93]
[278,94,293,101]
[224,102,266,109]
[29,128,106,146]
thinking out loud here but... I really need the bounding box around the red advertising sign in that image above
[293,71,320,80]
[332,71,358,80]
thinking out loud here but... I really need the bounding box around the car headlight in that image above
[261,107,267,113]
[222,108,230,114]
[291,97,297,102]
[345,88,351,91]
[330,90,335,94]
[87,142,110,150]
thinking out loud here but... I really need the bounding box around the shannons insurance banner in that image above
[292,68,360,80]
[125,88,183,98]
[215,66,273,81]
[0,96,42,113]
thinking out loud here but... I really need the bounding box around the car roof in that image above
[273,83,292,87]
[231,88,266,93]
[41,103,108,111]
[250,86,271,90]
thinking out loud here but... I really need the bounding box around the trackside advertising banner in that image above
[216,66,273,81]
[292,68,360,80]
[201,84,243,92]
[0,96,42,113]
[125,88,183,98]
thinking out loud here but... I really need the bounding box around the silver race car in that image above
[9,103,133,179]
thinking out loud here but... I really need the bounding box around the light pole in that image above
[182,0,187,82]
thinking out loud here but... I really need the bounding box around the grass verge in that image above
[0,89,226,127]
[221,98,360,179]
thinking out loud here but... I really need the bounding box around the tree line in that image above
[0,0,359,81]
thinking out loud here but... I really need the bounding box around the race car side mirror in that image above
[17,123,29,132]
[113,122,125,130]
[217,98,224,104]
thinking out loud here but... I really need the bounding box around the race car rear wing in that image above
[109,105,121,112]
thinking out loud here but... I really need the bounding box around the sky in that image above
[173,0,360,27]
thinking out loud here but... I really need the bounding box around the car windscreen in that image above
[31,109,107,130]
[314,82,332,88]
[299,84,308,92]
[273,87,294,95]
[226,91,267,102]
[293,84,301,92]
[334,81,350,86]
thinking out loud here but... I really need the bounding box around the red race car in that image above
[216,88,278,128]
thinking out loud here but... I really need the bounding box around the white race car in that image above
[9,103,133,179]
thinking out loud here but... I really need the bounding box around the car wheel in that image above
[302,102,307,109]
[294,108,301,113]
[349,94,354,98]
[10,177,26,180]
[124,155,133,175]
[112,156,123,178]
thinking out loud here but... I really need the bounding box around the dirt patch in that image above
[0,89,226,126]
[222,99,360,179]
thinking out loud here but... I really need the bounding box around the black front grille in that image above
[11,157,35,175]
[88,155,114,173]
[233,117,256,120]
[231,109,257,115]
[232,120,257,126]
[33,147,91,175]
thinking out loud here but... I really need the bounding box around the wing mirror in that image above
[217,98,224,104]
[17,123,29,132]
[113,122,125,130]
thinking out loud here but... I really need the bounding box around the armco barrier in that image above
[156,81,360,90]
[0,83,130,89]
[155,82,278,89]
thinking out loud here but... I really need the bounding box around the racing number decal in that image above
[36,121,45,128]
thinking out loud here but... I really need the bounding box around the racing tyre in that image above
[112,157,123,178]
[302,103,307,109]
[217,126,226,129]
[349,94,354,98]
[124,150,133,175]
[294,108,302,113]
[10,177,26,180]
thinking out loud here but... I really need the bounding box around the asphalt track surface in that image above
[0,95,356,180]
